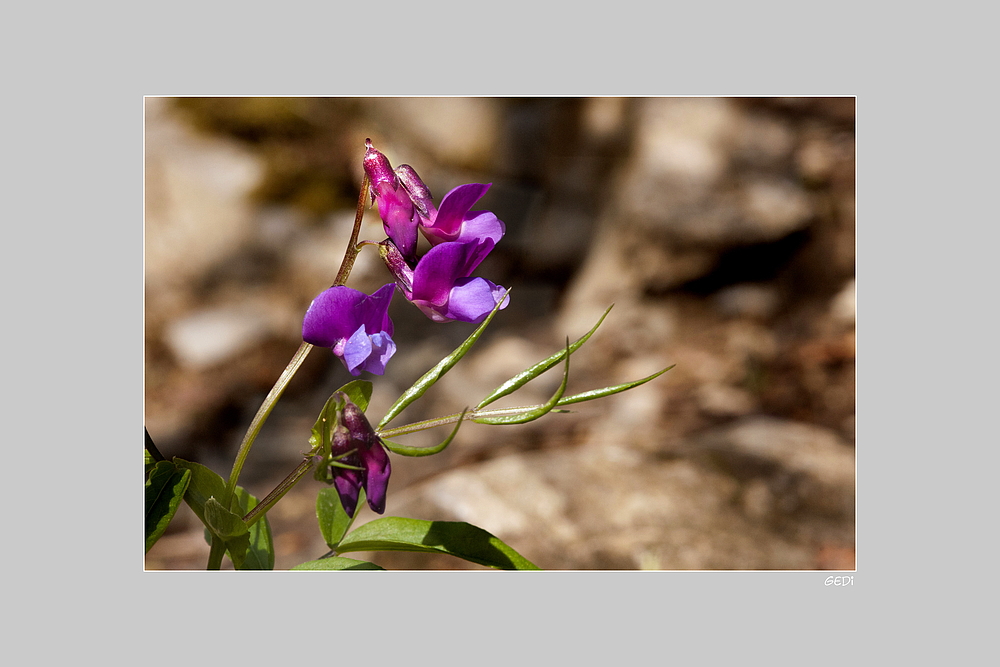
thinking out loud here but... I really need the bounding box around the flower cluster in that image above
[302,140,509,376]
[364,139,509,325]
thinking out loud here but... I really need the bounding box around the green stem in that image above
[376,403,566,439]
[243,458,316,527]
[207,173,372,570]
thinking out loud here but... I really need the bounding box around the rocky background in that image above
[144,97,855,570]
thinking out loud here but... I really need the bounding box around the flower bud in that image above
[378,240,414,299]
[395,164,437,222]
[318,392,392,516]
[363,139,418,261]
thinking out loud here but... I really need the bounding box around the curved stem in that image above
[223,341,314,505]
[207,174,372,570]
[333,174,371,287]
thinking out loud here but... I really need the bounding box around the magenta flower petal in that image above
[428,183,491,235]
[410,242,471,306]
[363,140,419,260]
[408,240,507,323]
[374,183,418,260]
[421,183,501,246]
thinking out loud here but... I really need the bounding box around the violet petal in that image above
[360,442,392,514]
[442,277,509,323]
[302,286,366,347]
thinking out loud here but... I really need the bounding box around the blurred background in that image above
[144,97,855,570]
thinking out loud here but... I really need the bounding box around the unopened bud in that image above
[363,138,398,198]
[378,241,414,299]
[395,164,436,222]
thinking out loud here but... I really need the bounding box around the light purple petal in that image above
[342,325,373,375]
[359,331,396,375]
[360,442,391,514]
[442,277,509,323]
[453,211,505,246]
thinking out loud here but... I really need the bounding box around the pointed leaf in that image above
[291,557,385,571]
[174,459,228,527]
[317,486,365,549]
[381,408,467,457]
[555,365,675,406]
[173,458,272,569]
[377,291,509,430]
[473,341,570,425]
[231,486,274,570]
[337,379,373,412]
[145,461,191,553]
[336,517,540,570]
[204,497,249,540]
[476,305,612,409]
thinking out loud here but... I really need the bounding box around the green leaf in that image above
[204,497,249,540]
[144,449,156,479]
[473,341,570,425]
[336,518,541,570]
[173,458,272,569]
[317,486,365,549]
[145,461,191,553]
[309,393,345,483]
[291,556,385,571]
[476,304,612,410]
[381,408,467,457]
[231,486,274,570]
[377,291,509,431]
[337,379,373,412]
[555,365,675,406]
[174,459,228,527]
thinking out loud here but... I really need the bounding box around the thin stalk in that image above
[333,174,370,287]
[376,403,565,439]
[243,458,316,527]
[207,174,372,570]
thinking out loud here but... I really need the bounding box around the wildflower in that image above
[363,139,418,261]
[302,283,396,376]
[324,393,391,515]
[380,239,509,324]
[364,139,509,323]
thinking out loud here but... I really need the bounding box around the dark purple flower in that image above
[328,394,391,515]
[363,139,419,261]
[381,239,509,324]
[302,283,396,376]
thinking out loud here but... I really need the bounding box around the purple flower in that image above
[381,240,509,324]
[327,394,391,515]
[302,283,396,376]
[363,140,509,323]
[418,183,505,248]
[363,139,418,261]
